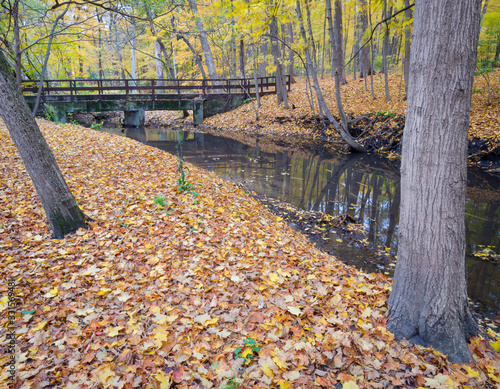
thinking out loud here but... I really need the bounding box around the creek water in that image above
[102,126,500,318]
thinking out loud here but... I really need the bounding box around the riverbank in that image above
[1,120,499,388]
[146,71,500,165]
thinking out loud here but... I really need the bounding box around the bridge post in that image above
[193,100,204,125]
[123,110,145,127]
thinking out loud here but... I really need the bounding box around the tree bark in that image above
[334,0,347,84]
[154,41,164,85]
[270,15,289,108]
[382,1,392,100]
[358,0,371,78]
[188,0,218,80]
[387,0,482,364]
[13,0,22,88]
[239,39,245,78]
[131,37,137,84]
[285,23,295,83]
[403,0,412,98]
[326,0,335,77]
[0,51,88,238]
[259,37,268,77]
[494,35,500,62]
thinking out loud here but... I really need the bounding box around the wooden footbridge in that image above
[22,76,291,126]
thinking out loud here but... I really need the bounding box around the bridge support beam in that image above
[123,110,145,127]
[193,101,203,125]
[53,106,67,123]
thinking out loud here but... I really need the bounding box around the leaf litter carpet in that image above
[0,120,499,388]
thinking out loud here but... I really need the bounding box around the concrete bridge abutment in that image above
[123,110,145,127]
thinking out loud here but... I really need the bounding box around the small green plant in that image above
[91,122,103,130]
[44,104,56,121]
[220,377,239,389]
[154,194,167,209]
[67,113,79,125]
[376,110,397,118]
[234,337,261,365]
[472,88,485,94]
[175,132,199,197]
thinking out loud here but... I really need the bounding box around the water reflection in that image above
[106,127,500,316]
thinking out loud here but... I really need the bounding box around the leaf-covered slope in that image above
[0,120,498,388]
[204,71,500,159]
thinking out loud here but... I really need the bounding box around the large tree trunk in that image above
[154,41,164,85]
[0,51,88,238]
[387,0,482,364]
[188,0,218,80]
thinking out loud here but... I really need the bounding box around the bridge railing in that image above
[21,76,291,100]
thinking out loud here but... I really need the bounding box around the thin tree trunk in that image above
[321,12,326,79]
[334,0,347,84]
[188,0,218,80]
[260,38,268,77]
[403,0,412,98]
[270,15,289,108]
[296,0,364,152]
[287,23,295,82]
[13,0,22,88]
[358,0,371,78]
[382,1,392,100]
[305,0,317,69]
[387,0,482,364]
[494,35,500,62]
[33,4,70,116]
[326,0,336,80]
[0,51,88,238]
[239,39,245,78]
[131,37,137,85]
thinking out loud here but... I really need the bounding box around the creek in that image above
[102,126,500,318]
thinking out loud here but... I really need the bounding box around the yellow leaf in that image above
[32,320,47,331]
[204,317,219,326]
[464,365,479,378]
[241,348,253,358]
[98,288,112,296]
[278,379,292,389]
[94,365,116,384]
[48,286,58,297]
[272,356,286,370]
[342,381,359,389]
[269,272,281,283]
[261,364,274,378]
[489,339,500,352]
[154,369,172,388]
[108,326,123,336]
